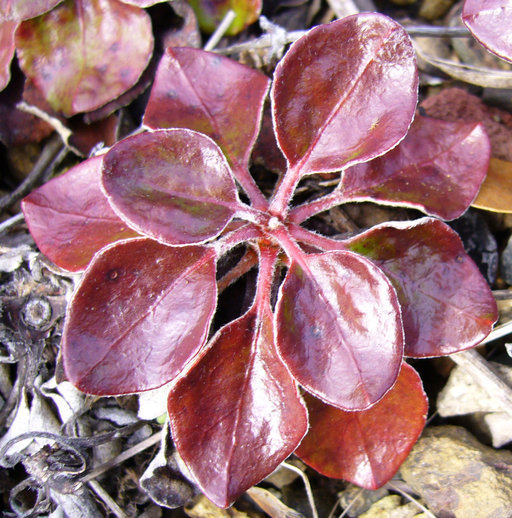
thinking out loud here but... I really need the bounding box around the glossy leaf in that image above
[275,250,404,410]
[143,47,270,171]
[345,218,498,357]
[21,155,138,272]
[187,0,261,35]
[462,0,512,63]
[472,157,512,213]
[168,306,308,508]
[102,129,241,245]
[0,0,62,22]
[62,238,217,395]
[0,21,16,89]
[15,0,153,115]
[295,362,428,489]
[272,13,417,177]
[340,116,490,220]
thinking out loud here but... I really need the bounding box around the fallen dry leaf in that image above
[472,158,512,213]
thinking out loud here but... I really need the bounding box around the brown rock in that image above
[359,495,426,518]
[400,426,512,518]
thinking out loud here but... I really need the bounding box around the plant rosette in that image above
[22,13,498,508]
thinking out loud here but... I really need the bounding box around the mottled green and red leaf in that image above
[0,0,62,22]
[187,0,261,35]
[15,0,153,115]
[345,218,498,357]
[102,129,242,245]
[143,47,270,172]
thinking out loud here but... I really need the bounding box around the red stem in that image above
[268,165,301,218]
[232,164,269,211]
[289,189,350,224]
[288,223,347,252]
[214,223,264,256]
[254,242,280,314]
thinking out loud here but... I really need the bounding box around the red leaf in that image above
[0,21,16,89]
[21,155,138,272]
[119,0,167,6]
[187,0,261,35]
[168,307,308,508]
[272,13,417,177]
[295,362,428,489]
[345,218,498,357]
[62,238,217,395]
[102,129,241,245]
[0,0,62,22]
[462,0,512,63]
[161,1,201,49]
[15,0,153,115]
[275,250,404,410]
[68,114,119,156]
[143,47,270,172]
[340,115,490,220]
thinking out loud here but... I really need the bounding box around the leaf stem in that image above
[268,166,301,218]
[270,223,306,265]
[288,223,347,252]
[289,189,349,224]
[254,242,280,314]
[217,246,259,293]
[214,223,263,257]
[232,164,270,211]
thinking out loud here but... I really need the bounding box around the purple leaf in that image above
[0,0,62,22]
[62,238,217,395]
[271,13,417,177]
[0,76,53,146]
[15,0,153,115]
[462,0,512,63]
[119,0,167,6]
[345,218,498,357]
[275,250,404,410]
[0,21,16,90]
[21,155,138,272]
[296,362,428,489]
[340,115,490,220]
[168,306,308,508]
[103,129,242,245]
[143,47,270,173]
